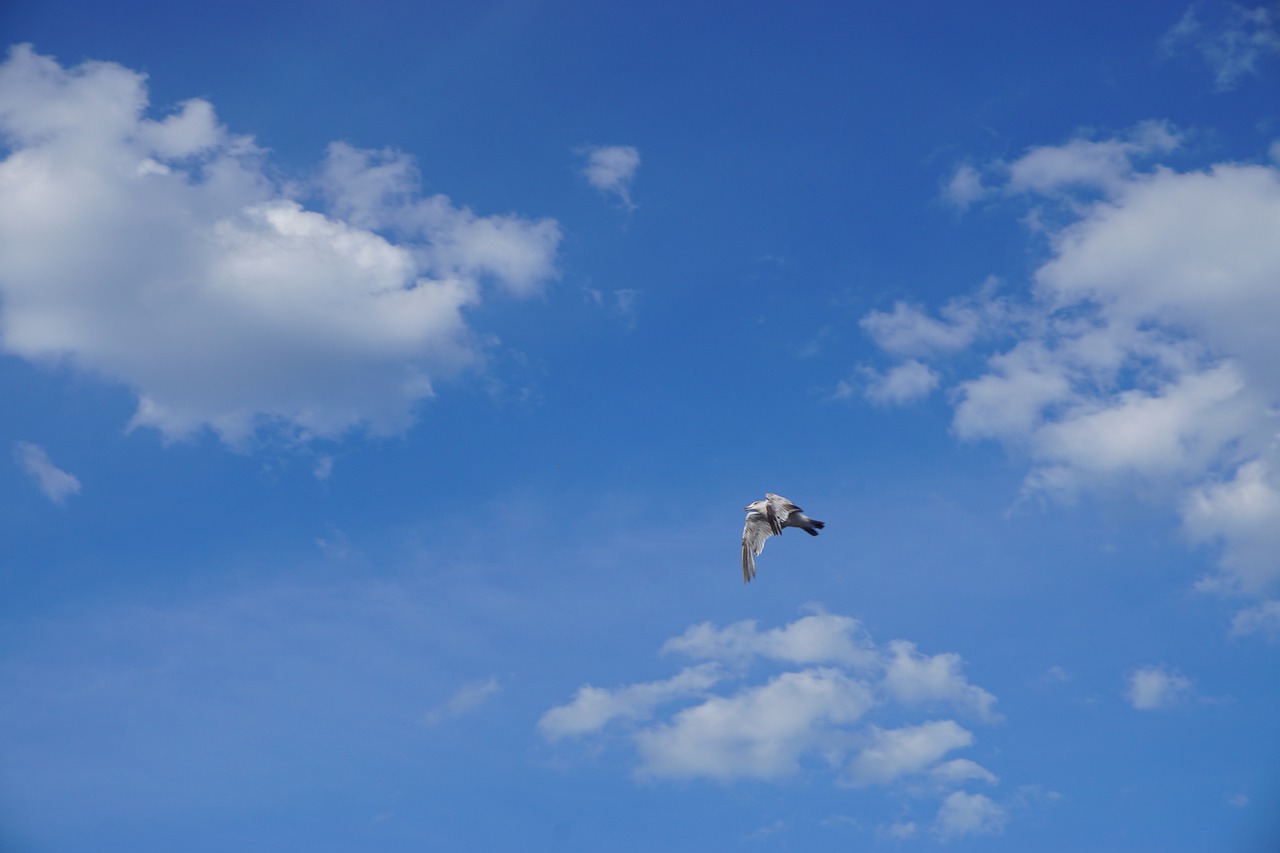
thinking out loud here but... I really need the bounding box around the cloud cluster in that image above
[540,611,1006,840]
[0,45,561,444]
[1230,599,1280,639]
[861,121,1280,624]
[1161,1,1280,91]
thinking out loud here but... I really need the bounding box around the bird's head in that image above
[744,499,768,513]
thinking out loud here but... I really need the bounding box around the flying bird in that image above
[741,492,825,583]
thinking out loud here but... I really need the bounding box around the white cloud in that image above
[1126,665,1193,710]
[743,820,787,842]
[661,611,878,670]
[933,791,1007,840]
[579,144,640,210]
[846,720,974,787]
[312,455,334,481]
[537,663,723,740]
[584,286,640,327]
[1184,460,1280,595]
[1035,162,1280,374]
[878,821,919,840]
[859,299,984,359]
[317,142,560,298]
[943,163,986,210]
[881,641,1001,722]
[1230,599,1280,639]
[942,123,1181,211]
[1040,665,1072,683]
[830,378,857,400]
[543,610,1006,832]
[930,758,999,786]
[635,668,875,781]
[13,441,81,504]
[1005,121,1179,196]
[863,360,940,406]
[1162,2,1280,91]
[0,45,560,445]
[863,123,1280,611]
[423,676,502,725]
[951,340,1076,445]
[1025,364,1255,495]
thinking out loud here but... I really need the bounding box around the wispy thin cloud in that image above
[14,441,81,505]
[424,677,502,725]
[1162,2,1280,91]
[312,455,334,481]
[1230,599,1280,639]
[584,286,641,328]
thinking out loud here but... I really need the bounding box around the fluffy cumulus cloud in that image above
[659,610,878,668]
[540,610,1007,834]
[859,296,988,358]
[933,791,1007,840]
[578,144,640,210]
[846,720,974,787]
[1004,120,1179,196]
[867,121,1280,623]
[0,45,560,444]
[635,667,875,781]
[13,441,81,504]
[881,640,1001,722]
[862,359,940,405]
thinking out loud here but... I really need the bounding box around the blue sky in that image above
[2,1,1279,849]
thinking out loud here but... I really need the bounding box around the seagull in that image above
[741,492,825,583]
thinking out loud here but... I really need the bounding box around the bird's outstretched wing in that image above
[742,512,774,583]
[765,493,801,530]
